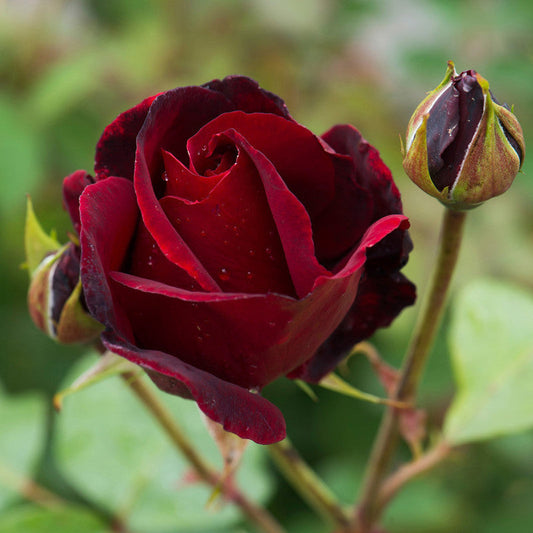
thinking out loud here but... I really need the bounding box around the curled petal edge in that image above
[102,331,286,445]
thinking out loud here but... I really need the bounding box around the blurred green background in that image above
[1,0,533,531]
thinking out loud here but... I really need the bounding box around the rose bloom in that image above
[63,76,415,444]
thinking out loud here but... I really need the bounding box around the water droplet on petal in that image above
[218,268,230,281]
[265,247,272,255]
[248,249,255,257]
[246,271,253,280]
[200,229,207,237]
[162,171,169,182]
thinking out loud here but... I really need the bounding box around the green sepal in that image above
[318,373,408,408]
[53,351,138,411]
[24,196,61,276]
[55,280,104,344]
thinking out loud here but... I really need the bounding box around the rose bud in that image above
[403,61,525,209]
[25,196,103,344]
[68,76,415,444]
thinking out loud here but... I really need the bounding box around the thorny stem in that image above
[356,208,467,531]
[268,438,352,530]
[121,371,285,533]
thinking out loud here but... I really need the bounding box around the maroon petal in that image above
[187,111,336,218]
[162,150,223,202]
[102,331,286,445]
[94,94,160,180]
[289,214,411,381]
[221,129,329,298]
[161,150,296,297]
[62,170,95,234]
[127,220,203,291]
[322,125,403,217]
[292,272,416,382]
[107,215,407,390]
[134,86,241,291]
[202,76,292,119]
[78,177,138,337]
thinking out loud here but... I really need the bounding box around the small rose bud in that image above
[25,198,103,344]
[403,61,525,209]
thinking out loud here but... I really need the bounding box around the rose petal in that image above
[220,129,329,298]
[134,86,239,291]
[108,266,359,390]
[289,215,413,381]
[292,272,416,382]
[127,220,203,291]
[188,111,336,217]
[322,125,403,217]
[202,76,292,119]
[79,176,138,337]
[101,331,286,445]
[162,150,223,202]
[94,94,160,180]
[62,170,95,234]
[160,150,296,297]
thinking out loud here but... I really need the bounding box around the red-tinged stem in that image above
[355,208,467,531]
[121,371,285,533]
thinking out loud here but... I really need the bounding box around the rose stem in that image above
[376,440,452,511]
[355,208,467,531]
[268,438,352,530]
[121,371,285,533]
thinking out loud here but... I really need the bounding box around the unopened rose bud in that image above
[403,61,525,209]
[25,198,103,344]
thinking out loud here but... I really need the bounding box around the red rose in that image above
[64,76,415,444]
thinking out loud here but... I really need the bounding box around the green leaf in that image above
[444,279,533,445]
[0,505,108,533]
[0,386,46,511]
[55,355,273,532]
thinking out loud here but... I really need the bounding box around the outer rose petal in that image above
[101,331,286,444]
[322,125,403,218]
[291,272,416,382]
[106,214,407,390]
[95,94,161,180]
[202,76,292,119]
[79,177,138,337]
[62,170,95,234]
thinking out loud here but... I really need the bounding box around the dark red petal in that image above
[311,154,375,266]
[108,267,356,390]
[79,177,138,337]
[291,272,416,382]
[107,216,406,390]
[188,111,336,218]
[322,125,403,217]
[161,150,296,297]
[162,150,223,202]
[94,94,160,180]
[134,86,241,291]
[202,76,292,119]
[289,215,416,382]
[221,129,329,298]
[101,332,286,444]
[127,220,202,291]
[62,170,95,234]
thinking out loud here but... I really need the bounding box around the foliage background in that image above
[1,0,533,531]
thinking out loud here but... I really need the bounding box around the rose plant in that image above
[57,76,415,445]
